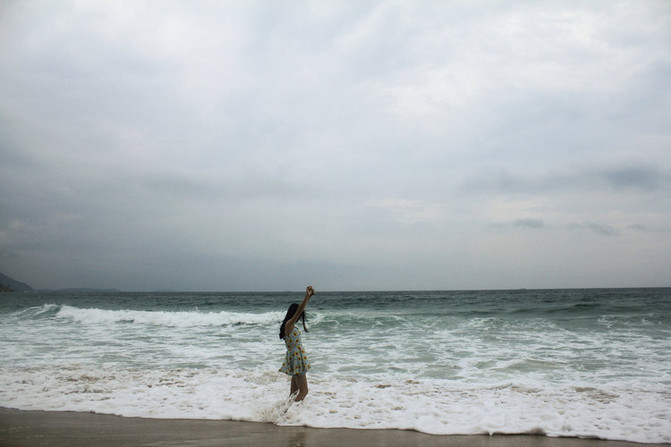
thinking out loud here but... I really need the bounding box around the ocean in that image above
[1,288,669,443]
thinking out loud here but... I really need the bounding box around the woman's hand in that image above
[306,286,315,297]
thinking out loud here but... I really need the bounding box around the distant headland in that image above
[0,272,120,293]
[0,272,33,292]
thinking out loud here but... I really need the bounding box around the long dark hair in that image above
[279,303,309,339]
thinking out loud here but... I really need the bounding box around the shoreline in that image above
[1,408,669,447]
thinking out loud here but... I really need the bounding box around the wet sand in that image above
[1,407,668,447]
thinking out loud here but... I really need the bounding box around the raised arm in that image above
[285,286,316,332]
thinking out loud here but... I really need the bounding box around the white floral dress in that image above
[279,327,310,376]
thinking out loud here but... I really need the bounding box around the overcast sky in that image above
[1,1,670,291]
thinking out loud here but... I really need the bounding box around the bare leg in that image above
[294,374,308,401]
[290,376,298,397]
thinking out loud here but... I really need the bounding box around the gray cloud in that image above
[513,219,546,229]
[598,166,663,191]
[568,221,620,237]
[460,163,669,196]
[1,1,670,290]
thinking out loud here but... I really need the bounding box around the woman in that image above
[279,285,315,401]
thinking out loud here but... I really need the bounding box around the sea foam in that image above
[1,365,669,444]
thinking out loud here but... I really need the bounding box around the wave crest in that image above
[54,305,285,328]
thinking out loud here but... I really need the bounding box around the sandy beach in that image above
[1,408,668,447]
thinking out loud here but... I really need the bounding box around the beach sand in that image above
[1,407,668,447]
